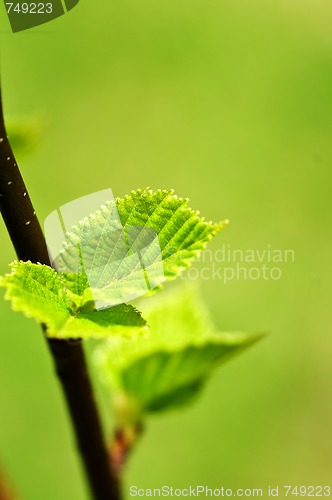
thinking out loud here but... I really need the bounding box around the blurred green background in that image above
[0,0,332,498]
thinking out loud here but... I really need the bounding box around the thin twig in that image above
[0,85,120,500]
[0,467,16,500]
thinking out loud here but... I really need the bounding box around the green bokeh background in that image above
[0,0,332,498]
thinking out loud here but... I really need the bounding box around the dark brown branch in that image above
[0,86,119,500]
[0,467,16,500]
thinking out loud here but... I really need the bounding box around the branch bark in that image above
[0,467,16,500]
[0,86,120,500]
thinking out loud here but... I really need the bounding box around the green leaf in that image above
[56,188,227,309]
[55,304,147,340]
[95,287,264,416]
[117,339,257,413]
[0,261,147,339]
[115,189,226,279]
[0,261,71,334]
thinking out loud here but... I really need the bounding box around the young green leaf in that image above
[95,287,264,416]
[116,338,260,413]
[0,261,71,334]
[115,189,226,279]
[0,261,147,339]
[56,188,227,309]
[55,304,147,340]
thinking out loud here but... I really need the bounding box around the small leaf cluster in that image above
[0,188,225,340]
[0,188,262,416]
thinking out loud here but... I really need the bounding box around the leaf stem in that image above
[110,423,143,477]
[0,86,120,500]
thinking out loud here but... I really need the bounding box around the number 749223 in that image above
[284,486,331,497]
[5,2,53,14]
